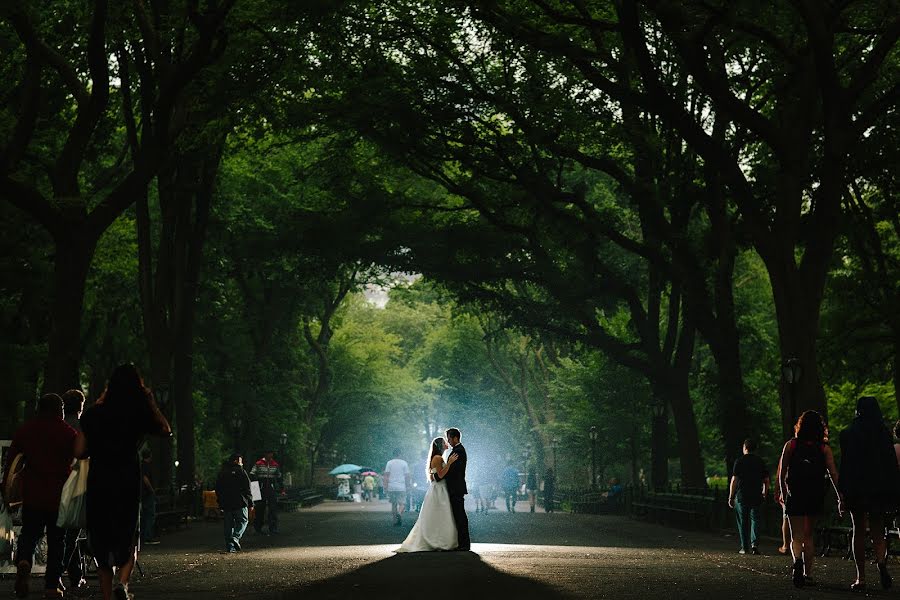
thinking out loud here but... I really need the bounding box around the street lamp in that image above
[331,449,338,465]
[230,416,242,452]
[589,426,598,490]
[782,358,803,433]
[280,433,288,467]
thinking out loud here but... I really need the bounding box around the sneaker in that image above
[69,580,90,597]
[738,548,746,554]
[15,560,30,599]
[144,538,161,545]
[792,558,805,588]
[750,546,760,555]
[879,561,892,589]
[42,589,64,599]
[112,581,132,600]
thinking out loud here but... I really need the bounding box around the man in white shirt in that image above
[383,448,410,526]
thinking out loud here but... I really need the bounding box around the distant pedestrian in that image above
[363,474,376,501]
[215,453,252,553]
[140,452,159,545]
[543,468,557,513]
[777,410,840,588]
[501,461,519,512]
[894,420,900,467]
[728,439,769,555]
[250,450,283,535]
[526,466,538,513]
[773,452,790,555]
[81,364,171,600]
[384,448,410,526]
[3,393,82,599]
[839,396,900,592]
[61,388,89,596]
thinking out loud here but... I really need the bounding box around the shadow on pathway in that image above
[281,551,572,600]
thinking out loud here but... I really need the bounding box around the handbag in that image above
[57,459,89,529]
[3,453,25,508]
[0,501,12,558]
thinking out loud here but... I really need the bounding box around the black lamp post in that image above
[230,416,242,452]
[331,449,338,465]
[589,426,598,490]
[550,438,559,471]
[782,358,803,432]
[280,432,288,468]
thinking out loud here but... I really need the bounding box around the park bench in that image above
[820,524,900,559]
[277,488,325,512]
[571,492,604,514]
[819,524,852,558]
[632,492,713,529]
[155,495,189,532]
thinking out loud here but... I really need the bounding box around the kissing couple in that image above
[396,427,471,552]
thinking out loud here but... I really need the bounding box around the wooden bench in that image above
[631,492,714,529]
[296,490,324,507]
[819,525,851,558]
[155,495,189,532]
[277,489,325,512]
[571,492,604,514]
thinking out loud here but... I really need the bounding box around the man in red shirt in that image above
[3,394,82,599]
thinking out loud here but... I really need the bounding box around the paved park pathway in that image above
[58,501,892,599]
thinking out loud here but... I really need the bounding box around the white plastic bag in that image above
[57,459,89,529]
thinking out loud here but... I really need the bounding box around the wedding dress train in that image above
[395,468,458,552]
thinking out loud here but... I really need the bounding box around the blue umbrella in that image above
[329,463,363,475]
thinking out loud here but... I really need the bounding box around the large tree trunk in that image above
[172,145,217,488]
[649,399,669,491]
[767,261,830,438]
[657,374,706,490]
[41,231,97,394]
[137,137,222,491]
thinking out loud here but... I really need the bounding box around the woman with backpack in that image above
[838,396,900,592]
[777,410,841,589]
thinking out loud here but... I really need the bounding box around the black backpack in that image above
[787,440,825,495]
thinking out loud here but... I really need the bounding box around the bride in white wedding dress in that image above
[395,437,459,552]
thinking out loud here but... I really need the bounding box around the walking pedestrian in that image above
[772,453,791,555]
[728,439,769,555]
[61,389,89,596]
[838,396,900,592]
[140,452,159,545]
[776,410,840,588]
[543,468,556,513]
[250,450,283,535]
[501,461,519,512]
[81,364,171,600]
[384,448,410,526]
[215,453,252,553]
[3,393,82,599]
[526,466,538,513]
[363,474,376,502]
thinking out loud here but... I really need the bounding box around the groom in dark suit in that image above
[445,427,470,551]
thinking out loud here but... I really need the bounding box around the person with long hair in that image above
[80,364,171,600]
[776,410,841,588]
[839,396,900,591]
[395,436,459,552]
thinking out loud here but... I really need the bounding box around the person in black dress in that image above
[81,365,171,600]
[839,396,900,592]
[444,428,470,551]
